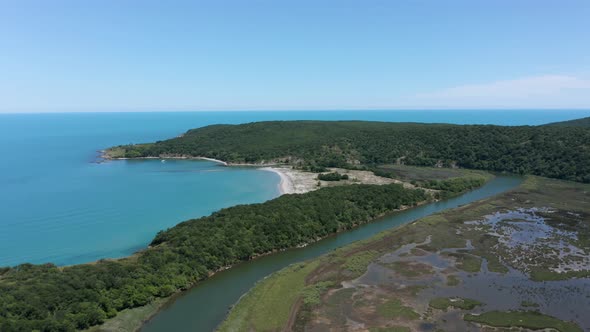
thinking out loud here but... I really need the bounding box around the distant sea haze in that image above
[1,110,589,267]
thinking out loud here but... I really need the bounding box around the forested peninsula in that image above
[105,121,590,183]
[1,183,434,331]
[546,116,590,127]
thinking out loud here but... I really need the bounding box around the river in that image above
[141,175,523,332]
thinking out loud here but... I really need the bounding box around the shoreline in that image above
[99,150,228,166]
[99,151,414,197]
[260,167,295,195]
[99,150,305,195]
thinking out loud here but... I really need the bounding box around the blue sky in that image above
[1,0,589,112]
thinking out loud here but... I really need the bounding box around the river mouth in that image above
[140,175,523,332]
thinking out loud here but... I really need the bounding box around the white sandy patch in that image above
[261,167,415,196]
[194,157,228,165]
[260,167,296,194]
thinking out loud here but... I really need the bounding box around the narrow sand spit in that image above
[194,157,228,165]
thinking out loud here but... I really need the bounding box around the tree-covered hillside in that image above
[545,116,590,127]
[0,184,428,331]
[107,121,590,182]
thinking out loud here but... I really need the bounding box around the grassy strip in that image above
[217,261,319,332]
[464,311,583,332]
[369,327,410,332]
[530,269,590,282]
[446,275,460,286]
[442,252,482,273]
[343,250,379,277]
[376,299,419,320]
[86,298,166,332]
[429,297,482,311]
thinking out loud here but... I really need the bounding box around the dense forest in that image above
[372,169,487,199]
[0,184,429,331]
[546,116,590,127]
[108,121,590,182]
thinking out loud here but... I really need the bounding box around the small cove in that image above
[4,110,581,267]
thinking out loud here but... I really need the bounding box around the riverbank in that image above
[83,173,505,332]
[143,175,521,332]
[82,182,429,332]
[218,176,590,331]
[73,161,492,332]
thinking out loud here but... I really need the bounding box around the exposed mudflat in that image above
[293,178,590,331]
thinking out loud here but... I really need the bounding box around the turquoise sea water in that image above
[1,110,589,267]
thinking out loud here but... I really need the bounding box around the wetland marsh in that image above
[220,177,590,331]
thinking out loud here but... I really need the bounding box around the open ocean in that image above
[1,110,589,267]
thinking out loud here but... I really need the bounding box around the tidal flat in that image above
[220,176,590,331]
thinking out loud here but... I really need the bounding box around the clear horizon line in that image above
[2,107,590,114]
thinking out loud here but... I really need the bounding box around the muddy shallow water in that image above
[349,208,590,331]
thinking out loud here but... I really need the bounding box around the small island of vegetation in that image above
[317,172,348,181]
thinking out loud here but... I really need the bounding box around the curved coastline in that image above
[259,167,294,194]
[99,150,229,166]
[100,150,299,195]
[70,151,499,331]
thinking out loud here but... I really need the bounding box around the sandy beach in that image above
[261,166,407,196]
[260,167,296,194]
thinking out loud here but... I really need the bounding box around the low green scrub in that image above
[304,165,328,173]
[369,326,410,332]
[444,252,482,273]
[376,299,419,320]
[317,172,349,181]
[429,297,482,311]
[423,177,488,199]
[86,298,166,332]
[387,261,433,278]
[464,311,582,332]
[446,275,460,286]
[301,281,335,306]
[343,250,379,277]
[218,261,319,332]
[530,268,590,281]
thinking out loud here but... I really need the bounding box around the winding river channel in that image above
[141,175,523,332]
